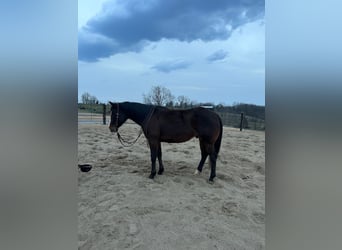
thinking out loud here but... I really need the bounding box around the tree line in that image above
[143,86,194,108]
[81,92,99,104]
[142,86,264,119]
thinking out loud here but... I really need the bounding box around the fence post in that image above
[240,112,244,131]
[102,104,106,125]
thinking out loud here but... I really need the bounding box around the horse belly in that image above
[160,129,196,143]
[161,135,194,143]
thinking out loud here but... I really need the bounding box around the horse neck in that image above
[121,102,151,127]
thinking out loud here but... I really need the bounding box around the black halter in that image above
[114,103,155,147]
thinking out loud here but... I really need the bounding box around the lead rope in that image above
[114,106,155,147]
[116,129,143,147]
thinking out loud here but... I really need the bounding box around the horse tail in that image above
[215,116,223,156]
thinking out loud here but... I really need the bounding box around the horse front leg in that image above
[149,142,158,179]
[157,143,164,175]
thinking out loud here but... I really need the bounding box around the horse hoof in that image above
[208,178,214,183]
[158,171,163,175]
[194,170,201,175]
[149,174,155,179]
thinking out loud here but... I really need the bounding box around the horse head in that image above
[109,102,128,132]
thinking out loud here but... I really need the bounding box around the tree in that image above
[143,85,174,106]
[81,92,98,104]
[177,95,191,108]
[81,92,90,104]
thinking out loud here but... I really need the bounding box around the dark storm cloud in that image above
[78,30,148,62]
[206,50,229,62]
[79,0,264,62]
[151,59,191,73]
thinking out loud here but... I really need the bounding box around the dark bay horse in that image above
[109,102,223,182]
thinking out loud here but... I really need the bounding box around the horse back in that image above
[148,107,220,143]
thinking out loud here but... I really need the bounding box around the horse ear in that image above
[109,101,114,106]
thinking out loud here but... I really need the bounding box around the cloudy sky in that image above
[78,0,265,105]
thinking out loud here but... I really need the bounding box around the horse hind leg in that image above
[194,140,209,175]
[157,143,164,175]
[198,141,216,182]
[194,152,208,175]
[208,152,217,182]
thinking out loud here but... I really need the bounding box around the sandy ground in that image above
[78,121,265,250]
